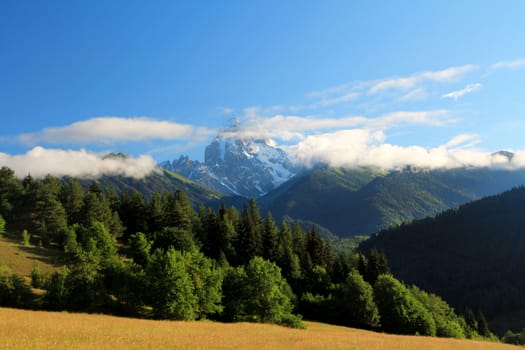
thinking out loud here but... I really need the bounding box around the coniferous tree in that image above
[148,192,166,233]
[236,206,262,264]
[464,308,478,332]
[129,232,152,267]
[365,249,390,284]
[476,310,491,337]
[80,188,116,236]
[119,190,149,238]
[306,227,328,267]
[153,226,197,252]
[0,167,23,221]
[35,185,69,246]
[262,212,280,262]
[216,207,237,263]
[59,178,84,225]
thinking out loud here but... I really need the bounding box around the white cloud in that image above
[441,83,482,101]
[490,59,525,70]
[17,117,215,145]
[368,65,477,94]
[0,147,158,179]
[285,130,519,170]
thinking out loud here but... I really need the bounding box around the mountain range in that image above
[158,135,525,237]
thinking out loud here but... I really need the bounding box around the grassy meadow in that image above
[0,307,521,350]
[0,233,63,277]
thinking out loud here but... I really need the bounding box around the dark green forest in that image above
[0,166,498,340]
[360,186,525,339]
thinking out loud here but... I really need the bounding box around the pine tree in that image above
[262,212,280,262]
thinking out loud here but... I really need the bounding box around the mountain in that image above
[259,166,525,236]
[161,134,298,198]
[359,186,525,334]
[81,168,224,204]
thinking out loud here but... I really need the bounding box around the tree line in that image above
[0,167,495,338]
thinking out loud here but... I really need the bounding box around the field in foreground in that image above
[0,308,520,350]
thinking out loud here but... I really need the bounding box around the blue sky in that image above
[2,1,525,178]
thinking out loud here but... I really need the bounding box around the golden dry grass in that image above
[0,307,521,350]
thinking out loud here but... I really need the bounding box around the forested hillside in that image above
[81,168,224,203]
[260,167,525,236]
[360,186,525,334]
[0,166,493,340]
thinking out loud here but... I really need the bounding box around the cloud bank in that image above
[284,130,522,170]
[18,117,214,145]
[0,147,158,179]
[217,112,525,171]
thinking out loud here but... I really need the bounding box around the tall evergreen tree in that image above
[476,310,491,337]
[0,167,22,220]
[236,206,262,264]
[59,178,84,225]
[262,212,280,262]
[306,227,328,267]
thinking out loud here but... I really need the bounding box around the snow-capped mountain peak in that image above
[161,134,298,198]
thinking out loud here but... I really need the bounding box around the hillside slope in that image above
[260,167,525,236]
[360,186,525,333]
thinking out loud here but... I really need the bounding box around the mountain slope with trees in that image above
[83,168,224,203]
[260,167,525,236]
[360,186,525,334]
